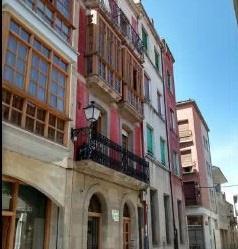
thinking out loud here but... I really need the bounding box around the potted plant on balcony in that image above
[2,183,12,210]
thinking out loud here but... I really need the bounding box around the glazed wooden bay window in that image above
[122,48,143,115]
[2,18,69,145]
[20,0,73,42]
[86,14,122,95]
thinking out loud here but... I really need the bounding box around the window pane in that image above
[26,102,36,116]
[20,29,30,42]
[12,95,24,110]
[37,87,45,101]
[48,127,55,140]
[10,110,22,126]
[4,66,14,82]
[2,90,11,104]
[56,131,64,144]
[35,121,44,136]
[6,51,16,66]
[58,86,64,98]
[18,44,28,59]
[25,117,34,131]
[57,119,64,131]
[15,73,24,88]
[49,114,56,126]
[32,55,39,67]
[2,105,10,120]
[8,36,17,52]
[38,74,46,87]
[50,95,57,108]
[57,99,64,111]
[51,83,57,94]
[10,20,20,34]
[16,58,25,73]
[29,82,37,96]
[37,109,46,121]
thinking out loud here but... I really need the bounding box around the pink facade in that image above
[162,40,186,244]
[177,101,212,210]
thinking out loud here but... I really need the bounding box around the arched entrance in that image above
[123,203,131,249]
[2,176,51,249]
[87,194,102,249]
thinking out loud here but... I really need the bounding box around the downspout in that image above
[161,47,178,249]
[141,115,149,249]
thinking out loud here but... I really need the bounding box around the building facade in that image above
[2,0,79,248]
[2,1,188,249]
[212,166,238,249]
[176,100,218,249]
[72,0,149,249]
[162,40,188,249]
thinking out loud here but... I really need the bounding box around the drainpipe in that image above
[141,121,149,249]
[161,46,178,249]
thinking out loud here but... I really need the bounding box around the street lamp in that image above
[71,101,101,142]
[83,101,101,123]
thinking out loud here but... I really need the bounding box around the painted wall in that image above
[163,44,188,249]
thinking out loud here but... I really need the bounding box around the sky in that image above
[142,0,238,205]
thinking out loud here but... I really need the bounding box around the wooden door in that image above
[123,217,131,249]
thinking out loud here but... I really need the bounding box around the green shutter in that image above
[160,138,166,165]
[142,28,148,51]
[155,50,159,69]
[147,126,153,155]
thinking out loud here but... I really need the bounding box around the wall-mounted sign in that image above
[112,209,119,222]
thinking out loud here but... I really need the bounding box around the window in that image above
[4,34,29,89]
[144,74,150,101]
[164,195,171,244]
[178,119,189,132]
[157,92,162,115]
[2,89,66,145]
[206,161,211,177]
[36,0,53,25]
[133,69,137,91]
[172,151,180,176]
[154,48,160,70]
[2,179,49,249]
[177,200,183,243]
[55,0,71,18]
[3,19,69,145]
[142,27,148,51]
[170,109,176,131]
[147,126,153,155]
[22,0,72,41]
[150,190,159,245]
[122,129,129,150]
[167,70,173,93]
[160,137,166,165]
[181,150,192,166]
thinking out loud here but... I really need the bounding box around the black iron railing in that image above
[98,0,144,55]
[72,127,149,183]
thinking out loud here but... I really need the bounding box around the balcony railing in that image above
[72,127,149,183]
[126,88,143,116]
[96,0,144,55]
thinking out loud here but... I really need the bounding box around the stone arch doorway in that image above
[2,176,52,249]
[87,194,103,249]
[123,203,131,249]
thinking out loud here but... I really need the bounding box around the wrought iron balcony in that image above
[85,0,144,56]
[72,127,149,183]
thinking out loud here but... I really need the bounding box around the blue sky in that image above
[142,0,238,204]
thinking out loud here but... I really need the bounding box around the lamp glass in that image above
[84,101,101,122]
